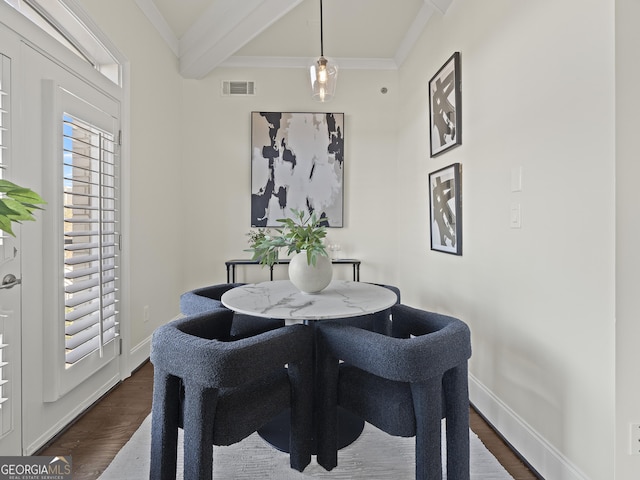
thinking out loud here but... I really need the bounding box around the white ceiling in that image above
[134,0,453,79]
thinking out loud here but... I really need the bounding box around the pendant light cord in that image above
[319,0,324,57]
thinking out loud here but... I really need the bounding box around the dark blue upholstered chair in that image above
[150,309,313,480]
[179,283,284,339]
[316,303,472,480]
[338,283,401,335]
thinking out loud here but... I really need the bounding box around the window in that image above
[3,0,121,85]
[0,54,7,240]
[42,78,121,401]
[0,54,8,412]
[63,113,119,366]
[0,335,7,408]
[0,51,19,443]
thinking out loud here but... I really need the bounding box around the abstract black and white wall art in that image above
[429,163,462,255]
[251,112,344,227]
[429,52,462,157]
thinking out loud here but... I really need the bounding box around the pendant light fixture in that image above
[309,0,337,102]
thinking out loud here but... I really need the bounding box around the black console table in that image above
[225,258,361,283]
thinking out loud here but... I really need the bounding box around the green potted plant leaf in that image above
[247,209,329,266]
[247,209,332,293]
[0,179,46,236]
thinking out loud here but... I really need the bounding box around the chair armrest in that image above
[317,319,470,383]
[179,283,246,314]
[152,317,313,388]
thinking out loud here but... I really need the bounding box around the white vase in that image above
[288,251,333,294]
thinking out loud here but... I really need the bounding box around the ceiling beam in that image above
[427,0,454,16]
[394,2,435,67]
[179,0,303,79]
[134,0,179,56]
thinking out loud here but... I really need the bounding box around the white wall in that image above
[66,1,637,478]
[180,67,400,290]
[77,0,185,352]
[396,1,616,479]
[615,0,640,478]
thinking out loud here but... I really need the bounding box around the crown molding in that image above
[136,0,453,79]
[219,56,398,70]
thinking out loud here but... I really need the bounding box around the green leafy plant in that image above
[247,209,329,267]
[0,180,46,236]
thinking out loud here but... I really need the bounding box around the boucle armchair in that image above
[179,283,284,338]
[150,308,313,480]
[338,283,401,334]
[316,303,472,480]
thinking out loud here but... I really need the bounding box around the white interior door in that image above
[0,51,23,456]
[19,42,122,454]
[0,5,125,454]
[0,232,22,456]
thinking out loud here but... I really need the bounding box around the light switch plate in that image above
[630,423,640,455]
[510,204,521,228]
[511,166,522,192]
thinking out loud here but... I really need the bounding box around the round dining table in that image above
[221,279,397,321]
[221,279,398,452]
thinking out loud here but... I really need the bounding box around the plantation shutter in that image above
[0,54,9,410]
[63,112,119,366]
[0,50,21,446]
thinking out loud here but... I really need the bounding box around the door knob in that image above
[0,273,22,290]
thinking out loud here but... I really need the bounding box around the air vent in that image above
[222,81,256,96]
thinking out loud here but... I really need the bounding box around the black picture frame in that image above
[429,163,462,255]
[250,112,344,227]
[429,52,462,157]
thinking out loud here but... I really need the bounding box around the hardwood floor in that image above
[37,362,154,480]
[469,406,540,480]
[37,361,540,480]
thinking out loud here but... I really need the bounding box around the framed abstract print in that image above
[251,112,344,227]
[429,163,462,255]
[429,52,462,157]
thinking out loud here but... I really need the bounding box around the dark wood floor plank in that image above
[469,407,540,479]
[37,361,539,480]
[37,362,154,480]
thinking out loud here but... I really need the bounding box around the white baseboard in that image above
[26,372,120,455]
[28,336,152,455]
[469,373,589,480]
[128,335,151,372]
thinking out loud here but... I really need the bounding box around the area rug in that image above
[99,416,513,479]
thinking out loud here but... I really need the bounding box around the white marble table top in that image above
[221,280,397,321]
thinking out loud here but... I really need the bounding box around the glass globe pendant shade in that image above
[309,55,338,102]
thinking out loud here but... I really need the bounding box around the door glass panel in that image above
[63,113,119,367]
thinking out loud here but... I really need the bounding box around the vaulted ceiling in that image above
[133,0,453,79]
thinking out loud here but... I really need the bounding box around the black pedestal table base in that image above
[257,407,364,454]
[221,281,397,456]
